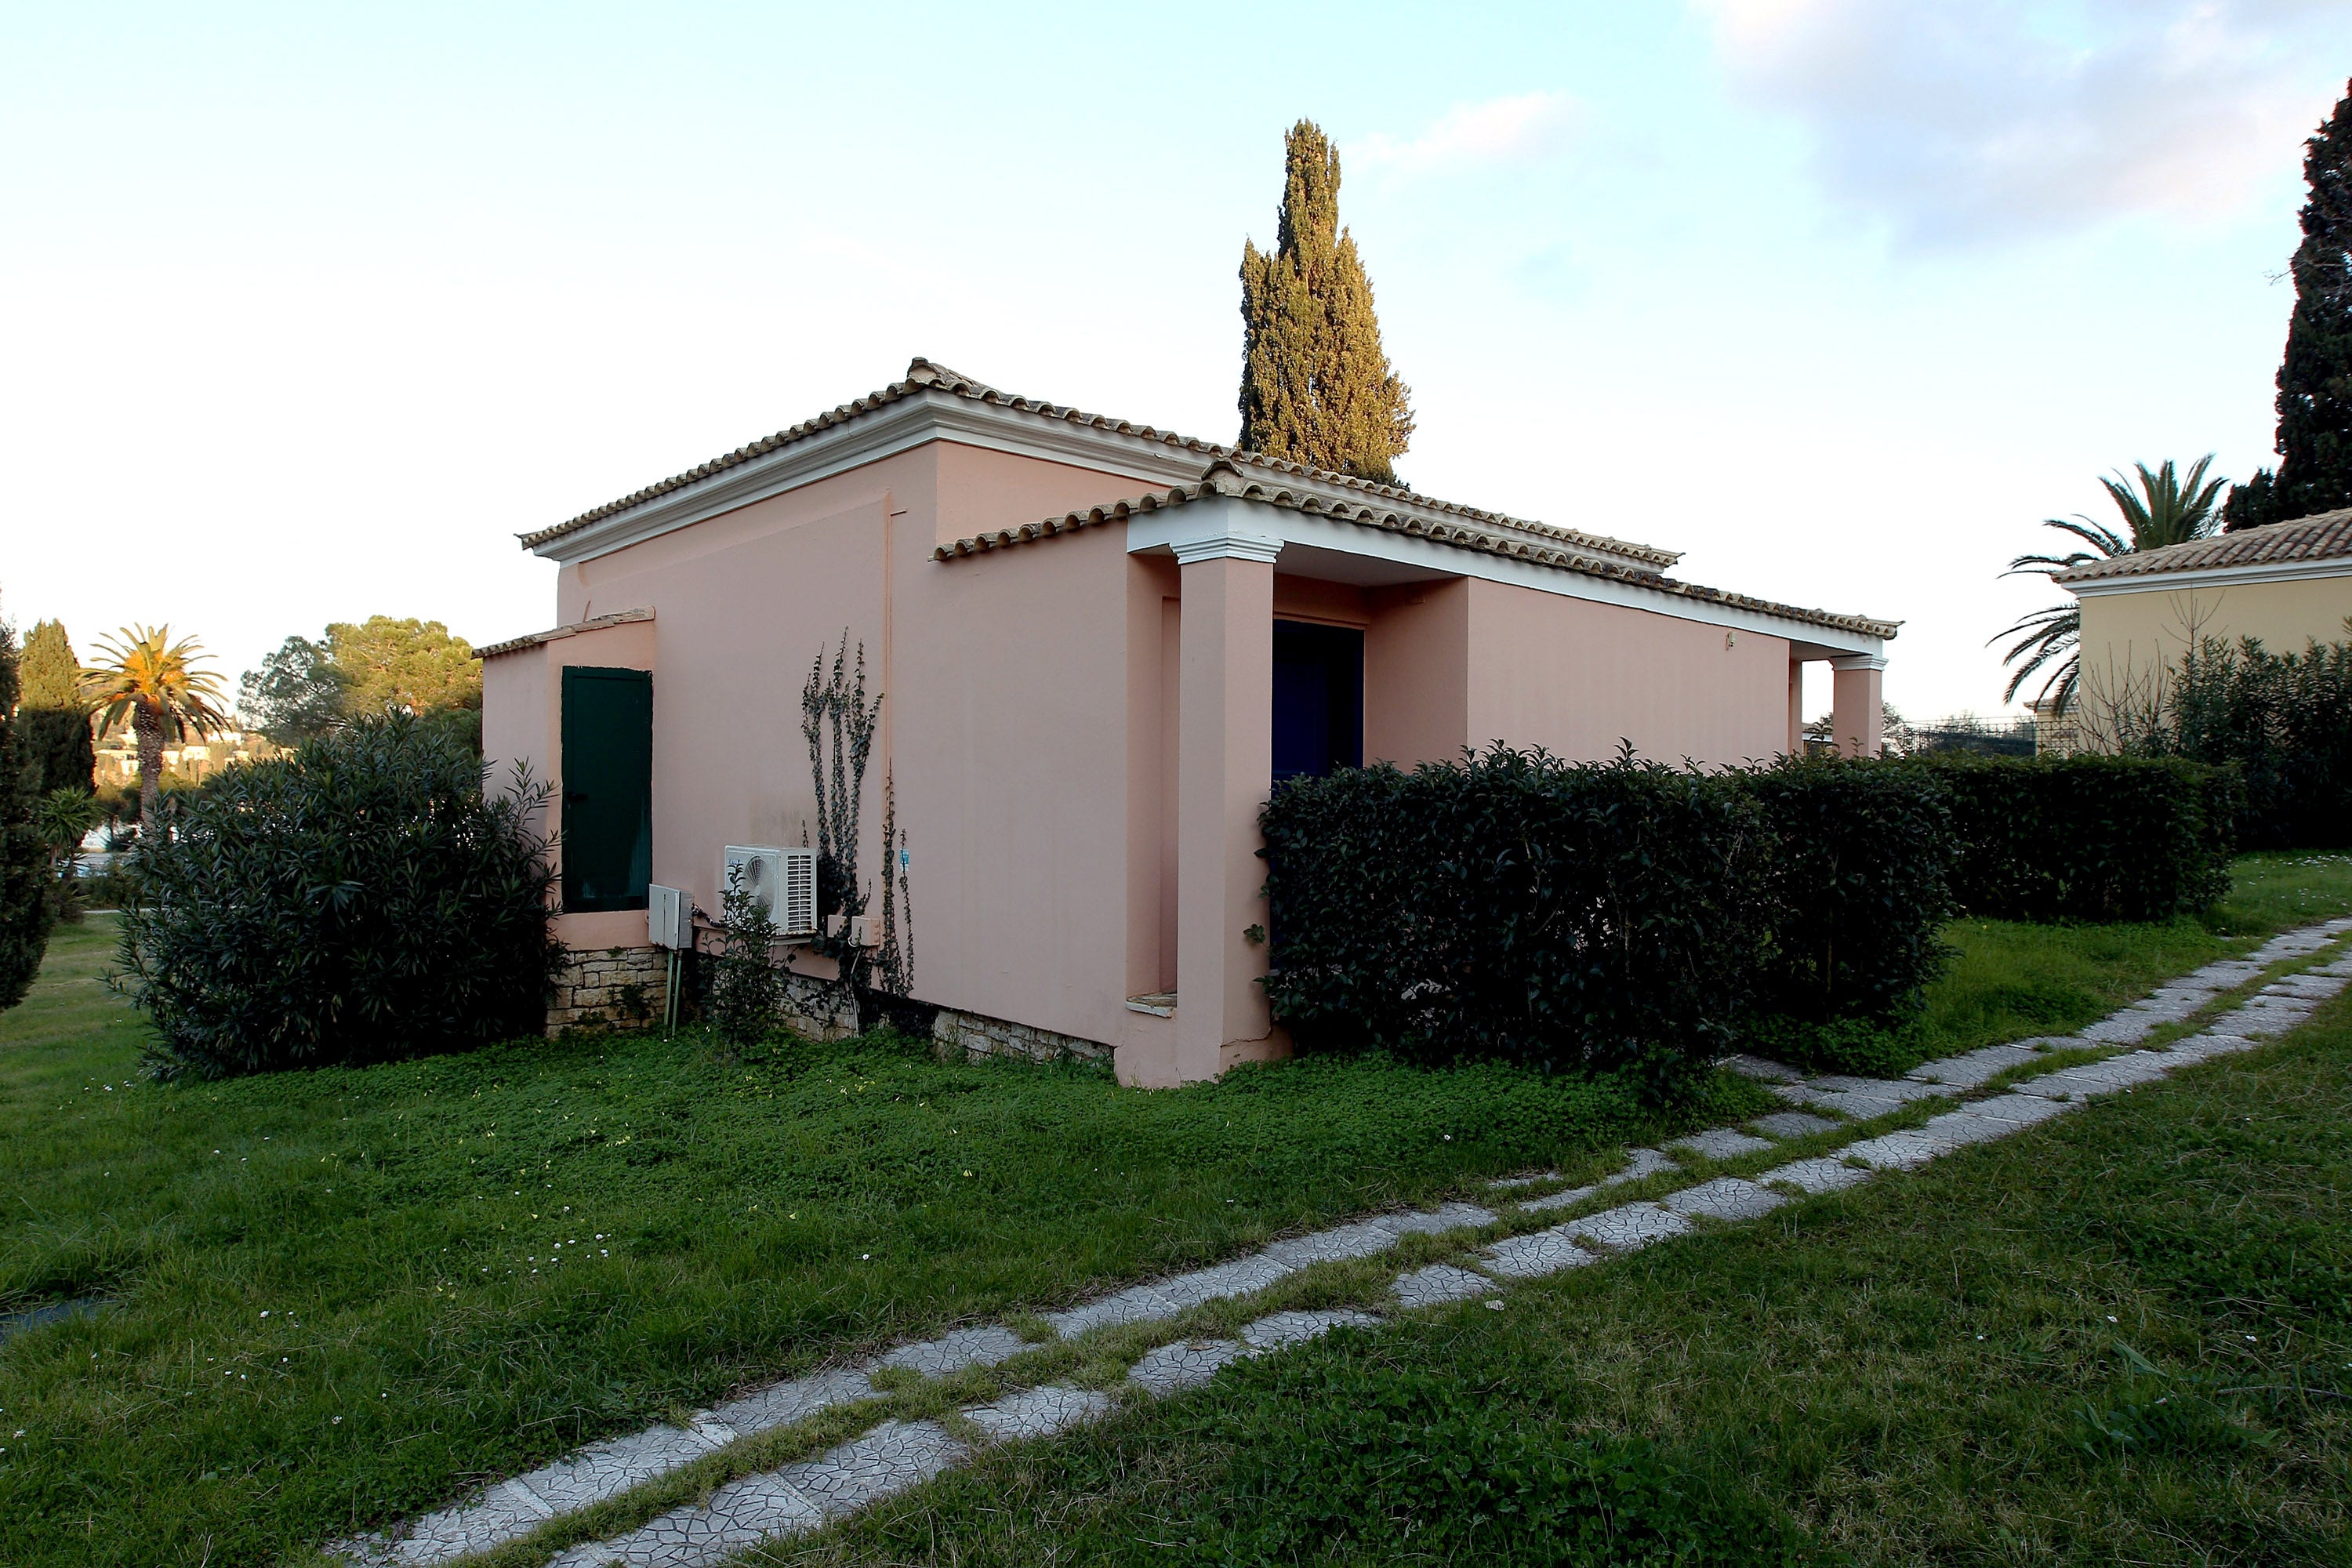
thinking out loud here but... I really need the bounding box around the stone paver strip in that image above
[1482,1227,1602,1279]
[1392,1263,1497,1308]
[352,923,2352,1568]
[1669,1127,1777,1161]
[1486,1170,1559,1189]
[962,1385,1111,1443]
[1749,1109,1840,1139]
[1127,1338,1246,1396]
[1905,1043,2045,1088]
[1517,1181,1601,1214]
[879,1324,1029,1377]
[1722,1053,1805,1082]
[1661,1176,1785,1221]
[1759,1156,1876,1195]
[1561,1201,1693,1251]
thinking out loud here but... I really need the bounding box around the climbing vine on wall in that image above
[800,633,912,1018]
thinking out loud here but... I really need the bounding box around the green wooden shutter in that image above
[561,666,652,913]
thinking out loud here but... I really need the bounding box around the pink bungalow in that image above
[481,359,1896,1087]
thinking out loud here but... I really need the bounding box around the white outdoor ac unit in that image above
[647,884,691,950]
[721,845,818,938]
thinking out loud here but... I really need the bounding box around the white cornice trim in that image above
[532,391,1213,565]
[1127,496,1886,658]
[1830,654,1889,672]
[1170,528,1285,564]
[2065,554,2352,597]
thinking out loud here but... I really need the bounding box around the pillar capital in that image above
[1169,531,1283,565]
[1829,652,1889,673]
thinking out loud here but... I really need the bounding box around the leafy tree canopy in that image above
[18,619,80,710]
[238,616,480,750]
[1238,120,1415,485]
[0,619,53,1008]
[2227,78,2352,529]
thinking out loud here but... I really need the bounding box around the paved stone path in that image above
[339,917,2352,1568]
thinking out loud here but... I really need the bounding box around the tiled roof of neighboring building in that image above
[2054,508,2352,584]
[934,461,1900,641]
[475,608,653,659]
[517,358,1683,569]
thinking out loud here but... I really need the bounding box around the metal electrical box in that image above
[646,884,691,949]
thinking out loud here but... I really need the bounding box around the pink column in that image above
[1174,535,1279,1083]
[1787,656,1804,757]
[1830,655,1886,758]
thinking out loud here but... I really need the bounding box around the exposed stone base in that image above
[548,946,667,1034]
[931,1006,1110,1065]
[779,971,862,1041]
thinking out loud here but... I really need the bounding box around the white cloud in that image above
[1352,91,1583,178]
[1693,0,2348,244]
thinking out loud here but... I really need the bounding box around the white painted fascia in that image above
[2064,555,2352,597]
[532,390,1215,565]
[1128,495,1887,659]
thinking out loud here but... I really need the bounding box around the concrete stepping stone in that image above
[1127,1338,1245,1396]
[2014,1055,2169,1101]
[1915,1107,2027,1149]
[1668,1128,1776,1161]
[2159,1032,2257,1064]
[778,1419,967,1520]
[963,1385,1110,1443]
[702,1366,875,1438]
[1839,1130,1954,1171]
[1959,1092,2077,1128]
[1776,1076,1952,1119]
[880,1324,1029,1377]
[1241,1309,1381,1351]
[1560,1201,1692,1251]
[2266,973,2346,1000]
[2188,959,2269,987]
[2228,997,2317,1039]
[1757,1156,1874,1195]
[1486,1170,1559,1189]
[1721,1053,1804,1082]
[1481,1227,1600,1279]
[1044,1283,1185,1338]
[1905,1043,2045,1090]
[1661,1177,1784,1221]
[1516,1182,1599,1214]
[548,1471,823,1566]
[1750,1110,1840,1139]
[1148,1254,1294,1312]
[1606,1148,1679,1185]
[1391,1263,1496,1308]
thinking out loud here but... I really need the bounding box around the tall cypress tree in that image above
[1238,121,1416,485]
[2227,80,2352,531]
[0,619,55,1010]
[16,619,94,797]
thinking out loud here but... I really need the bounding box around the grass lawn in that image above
[0,850,2347,1566]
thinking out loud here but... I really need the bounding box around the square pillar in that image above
[1787,656,1804,757]
[1830,654,1886,758]
[1174,529,1281,1083]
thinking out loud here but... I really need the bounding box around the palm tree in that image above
[1993,457,2228,712]
[82,626,231,828]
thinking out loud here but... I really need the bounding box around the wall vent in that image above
[721,845,818,938]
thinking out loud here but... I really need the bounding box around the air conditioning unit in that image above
[647,884,692,949]
[721,845,818,938]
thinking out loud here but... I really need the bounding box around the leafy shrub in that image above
[116,712,561,1078]
[1260,747,1771,1101]
[1911,753,2232,922]
[1740,1014,1917,1079]
[2143,634,2352,851]
[0,621,53,1011]
[1742,757,1958,1024]
[704,863,782,1045]
[1190,1348,1828,1565]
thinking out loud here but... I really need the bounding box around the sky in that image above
[4,0,2348,725]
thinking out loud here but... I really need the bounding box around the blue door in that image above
[1272,621,1363,782]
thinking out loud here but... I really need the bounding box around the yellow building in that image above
[2044,509,2352,749]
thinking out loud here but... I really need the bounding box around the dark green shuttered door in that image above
[561,666,652,913]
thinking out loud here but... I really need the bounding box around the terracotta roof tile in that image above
[475,608,652,659]
[933,461,1898,641]
[2054,508,2352,584]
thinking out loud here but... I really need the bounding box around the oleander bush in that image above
[116,711,562,1079]
[1911,753,2234,922]
[1259,747,1773,1101]
[2143,633,2352,851]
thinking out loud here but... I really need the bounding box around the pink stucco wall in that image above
[488,430,1833,1081]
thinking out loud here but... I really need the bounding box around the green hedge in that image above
[116,713,562,1079]
[1909,753,2234,922]
[1259,749,1772,1100]
[2147,635,2352,851]
[1744,757,1958,1024]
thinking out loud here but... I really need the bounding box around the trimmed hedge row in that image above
[1908,753,2234,922]
[1261,747,2230,1094]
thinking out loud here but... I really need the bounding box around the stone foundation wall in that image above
[547,946,668,1034]
[779,971,862,1041]
[931,1006,1110,1065]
